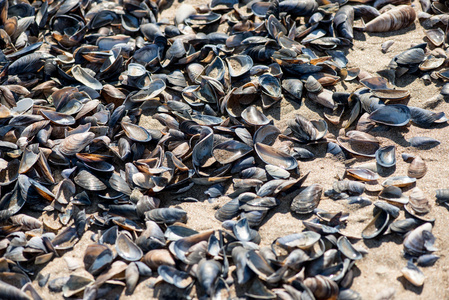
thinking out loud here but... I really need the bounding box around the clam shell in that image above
[408,156,427,178]
[409,187,430,214]
[401,261,425,287]
[305,75,323,93]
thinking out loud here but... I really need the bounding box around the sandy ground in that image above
[30,0,449,299]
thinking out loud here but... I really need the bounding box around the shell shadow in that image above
[368,126,411,148]
[376,164,396,177]
[263,100,282,121]
[153,282,192,299]
[257,187,310,228]
[362,233,404,249]
[396,276,424,295]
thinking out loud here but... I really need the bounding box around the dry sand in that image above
[33,1,449,299]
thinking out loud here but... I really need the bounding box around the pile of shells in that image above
[0,0,447,298]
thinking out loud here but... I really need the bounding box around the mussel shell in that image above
[0,159,20,186]
[145,208,187,224]
[360,76,389,90]
[403,223,436,256]
[226,55,253,77]
[74,169,107,191]
[337,137,379,157]
[282,78,303,100]
[379,186,409,205]
[142,249,176,270]
[84,244,113,275]
[276,231,321,250]
[62,275,94,298]
[116,232,143,261]
[417,254,439,267]
[408,136,440,148]
[362,209,389,239]
[172,230,214,264]
[255,142,298,170]
[371,89,410,101]
[158,265,193,289]
[253,125,280,145]
[337,236,362,260]
[215,198,240,221]
[241,106,270,126]
[290,184,323,214]
[121,122,152,143]
[333,180,365,195]
[409,107,447,128]
[213,140,253,164]
[41,110,75,126]
[382,176,416,188]
[375,145,396,168]
[259,73,282,99]
[197,259,222,296]
[60,132,95,156]
[0,184,25,220]
[424,28,445,47]
[346,168,379,181]
[72,65,103,90]
[387,218,421,235]
[368,104,411,126]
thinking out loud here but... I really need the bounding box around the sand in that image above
[31,1,449,299]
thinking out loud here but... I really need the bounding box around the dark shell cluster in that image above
[0,0,448,298]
